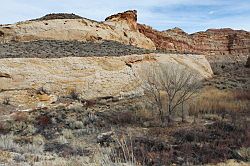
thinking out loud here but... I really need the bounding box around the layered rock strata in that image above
[138,25,250,61]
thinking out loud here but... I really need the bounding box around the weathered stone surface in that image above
[0,53,212,109]
[0,11,155,50]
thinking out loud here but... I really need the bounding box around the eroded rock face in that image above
[138,24,250,61]
[0,11,155,50]
[0,53,212,109]
[105,10,138,31]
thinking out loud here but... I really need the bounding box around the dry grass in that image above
[0,134,44,154]
[12,112,29,122]
[189,88,250,119]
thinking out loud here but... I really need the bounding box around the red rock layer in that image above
[138,24,250,58]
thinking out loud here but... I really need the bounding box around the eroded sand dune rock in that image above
[0,53,212,109]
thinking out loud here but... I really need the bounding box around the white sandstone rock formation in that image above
[0,53,213,109]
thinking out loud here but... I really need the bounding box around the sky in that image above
[0,0,250,33]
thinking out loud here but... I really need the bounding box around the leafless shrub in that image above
[140,63,201,123]
[95,132,137,166]
[69,89,80,100]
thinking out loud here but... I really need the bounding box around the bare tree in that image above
[140,64,164,122]
[140,63,201,123]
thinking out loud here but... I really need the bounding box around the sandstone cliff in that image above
[0,11,155,50]
[138,25,250,61]
[0,53,212,109]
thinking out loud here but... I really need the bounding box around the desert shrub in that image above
[34,156,91,166]
[135,121,249,165]
[135,108,155,123]
[107,111,136,125]
[70,138,87,150]
[2,97,10,105]
[56,135,68,144]
[94,132,137,166]
[69,89,80,100]
[0,134,44,154]
[0,134,18,150]
[84,99,97,107]
[147,127,172,137]
[10,121,36,136]
[11,121,28,133]
[20,142,44,154]
[0,121,11,134]
[12,112,29,122]
[13,153,26,162]
[32,134,45,146]
[233,90,250,100]
[62,129,74,139]
[44,138,90,158]
[22,124,37,136]
[69,121,84,129]
[36,115,51,127]
[237,147,250,161]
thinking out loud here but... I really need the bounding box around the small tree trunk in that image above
[193,114,197,124]
[159,108,164,124]
[181,102,185,122]
[168,103,173,123]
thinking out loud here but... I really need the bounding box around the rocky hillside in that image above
[1,10,249,62]
[0,11,155,50]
